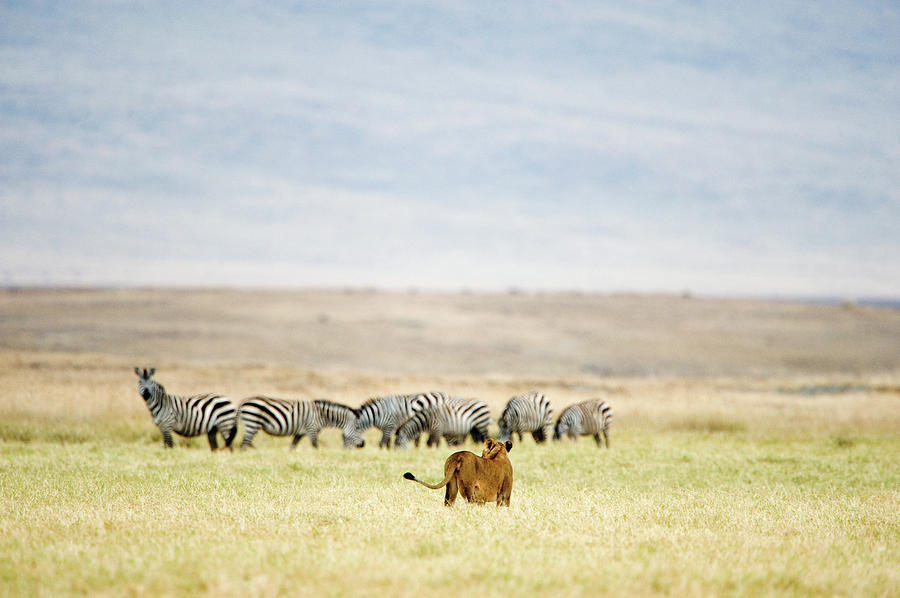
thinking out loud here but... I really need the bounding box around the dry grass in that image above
[2,350,897,444]
[1,289,898,596]
[3,288,900,377]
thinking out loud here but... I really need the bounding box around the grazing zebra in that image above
[355,394,418,449]
[134,367,237,450]
[498,392,553,444]
[237,396,365,449]
[409,391,456,447]
[553,399,614,448]
[394,395,492,449]
[408,392,492,447]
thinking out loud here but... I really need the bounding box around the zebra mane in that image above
[356,396,384,410]
[359,394,412,407]
[314,399,354,413]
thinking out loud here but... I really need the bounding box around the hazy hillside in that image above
[2,288,899,377]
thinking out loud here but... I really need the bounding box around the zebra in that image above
[409,391,456,447]
[237,396,365,449]
[134,367,237,450]
[354,393,418,449]
[409,392,492,447]
[394,395,492,449]
[553,399,614,448]
[498,391,553,444]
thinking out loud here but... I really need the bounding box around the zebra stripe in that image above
[315,399,365,449]
[409,392,491,447]
[355,394,418,449]
[498,392,553,443]
[134,367,237,450]
[409,391,454,447]
[238,396,365,449]
[553,399,614,448]
[394,394,492,449]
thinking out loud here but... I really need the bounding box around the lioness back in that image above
[403,438,513,507]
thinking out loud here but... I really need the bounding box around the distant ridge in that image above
[768,296,900,310]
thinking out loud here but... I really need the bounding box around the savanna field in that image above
[1,289,898,597]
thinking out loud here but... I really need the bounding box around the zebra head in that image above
[393,410,427,450]
[342,426,366,449]
[497,417,511,442]
[553,418,568,440]
[134,367,160,402]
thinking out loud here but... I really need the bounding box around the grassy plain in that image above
[1,289,899,597]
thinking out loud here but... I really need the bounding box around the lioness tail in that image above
[402,469,454,490]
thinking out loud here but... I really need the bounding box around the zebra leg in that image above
[379,430,391,449]
[224,424,238,450]
[602,428,610,448]
[291,433,305,449]
[207,428,220,451]
[593,433,602,447]
[308,431,319,449]
[517,431,524,442]
[541,424,553,443]
[240,425,259,450]
[161,429,174,449]
[470,427,486,444]
[531,428,545,443]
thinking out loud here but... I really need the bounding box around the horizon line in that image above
[2,283,898,307]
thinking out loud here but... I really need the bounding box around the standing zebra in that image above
[553,399,614,448]
[394,395,492,449]
[498,391,553,444]
[355,394,418,449]
[237,396,365,449]
[134,367,237,450]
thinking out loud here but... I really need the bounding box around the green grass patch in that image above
[667,414,748,434]
[1,430,897,597]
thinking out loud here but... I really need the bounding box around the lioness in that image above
[403,438,513,506]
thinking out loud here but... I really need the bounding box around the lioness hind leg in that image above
[444,476,459,506]
[497,484,511,507]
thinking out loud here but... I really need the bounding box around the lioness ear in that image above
[505,440,513,453]
[484,441,501,459]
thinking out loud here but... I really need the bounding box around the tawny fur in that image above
[403,438,514,506]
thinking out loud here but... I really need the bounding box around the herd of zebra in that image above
[134,367,614,451]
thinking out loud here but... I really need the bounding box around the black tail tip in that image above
[403,472,415,480]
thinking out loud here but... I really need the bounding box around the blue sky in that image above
[2,1,898,296]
